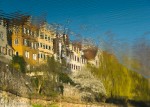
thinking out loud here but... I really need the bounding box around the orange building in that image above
[9,16,39,66]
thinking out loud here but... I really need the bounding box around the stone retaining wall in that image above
[0,90,31,107]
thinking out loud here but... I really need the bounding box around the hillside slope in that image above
[0,61,33,98]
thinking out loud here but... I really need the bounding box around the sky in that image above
[0,0,150,42]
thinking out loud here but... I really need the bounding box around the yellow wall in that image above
[12,24,39,66]
[22,46,39,65]
[38,24,55,63]
[12,26,23,56]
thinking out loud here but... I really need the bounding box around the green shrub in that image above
[59,72,75,85]
[12,55,26,73]
[32,104,42,107]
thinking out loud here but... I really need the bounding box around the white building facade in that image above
[0,19,14,61]
[67,42,87,72]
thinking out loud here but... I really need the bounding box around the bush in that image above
[59,72,75,85]
[32,104,42,107]
[12,55,26,73]
[40,80,59,97]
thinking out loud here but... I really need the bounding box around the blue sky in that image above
[0,0,150,42]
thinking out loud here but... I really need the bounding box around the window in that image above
[37,43,39,48]
[23,39,27,46]
[43,44,45,49]
[51,38,53,42]
[96,60,98,66]
[45,45,48,49]
[49,46,51,50]
[40,43,42,48]
[78,66,80,70]
[23,28,26,33]
[38,54,40,58]
[41,53,43,58]
[85,59,86,64]
[34,43,37,49]
[27,52,29,58]
[77,48,79,53]
[16,52,18,56]
[33,54,37,60]
[0,20,3,25]
[25,51,29,58]
[0,47,6,55]
[34,31,36,37]
[40,34,44,39]
[14,38,19,45]
[31,42,34,48]
[15,26,19,33]
[43,54,45,59]
[32,32,34,36]
[8,49,13,56]
[27,29,29,34]
[45,35,47,40]
[48,37,50,42]
[31,31,33,36]
[25,51,28,58]
[0,32,4,40]
[74,55,76,61]
[38,43,40,48]
[25,51,27,58]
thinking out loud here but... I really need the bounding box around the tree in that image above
[89,50,150,103]
[70,68,106,102]
[132,37,150,78]
[30,56,73,97]
[12,55,26,73]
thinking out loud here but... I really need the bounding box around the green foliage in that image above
[88,51,150,102]
[47,56,61,74]
[59,72,75,85]
[12,55,26,73]
[30,56,75,98]
[40,80,59,97]
[48,103,59,107]
[46,56,74,84]
[31,77,39,88]
[32,103,59,107]
[32,104,42,107]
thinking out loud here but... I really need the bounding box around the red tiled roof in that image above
[83,47,98,60]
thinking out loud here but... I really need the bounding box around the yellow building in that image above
[10,16,39,66]
[38,23,55,63]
